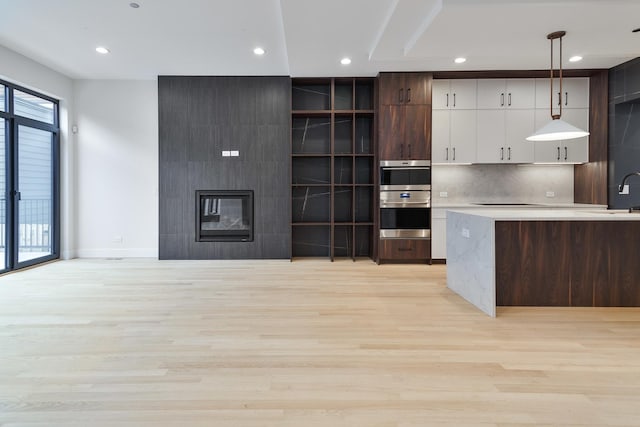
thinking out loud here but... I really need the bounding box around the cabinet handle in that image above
[565,91,568,106]
[557,146,561,161]
[500,93,504,106]
[408,143,412,158]
[446,147,449,161]
[508,147,511,160]
[400,144,404,158]
[398,247,413,252]
[406,88,411,103]
[452,147,456,161]
[399,88,404,103]
[508,93,512,106]
[557,92,561,106]
[446,93,449,107]
[500,147,504,160]
[564,146,568,160]
[453,93,456,107]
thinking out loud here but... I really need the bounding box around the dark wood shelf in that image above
[291,77,376,261]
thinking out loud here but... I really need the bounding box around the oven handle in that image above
[380,202,431,208]
[381,167,431,171]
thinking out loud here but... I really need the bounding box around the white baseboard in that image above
[75,248,159,258]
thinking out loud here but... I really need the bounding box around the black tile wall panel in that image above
[609,57,640,209]
[158,76,291,259]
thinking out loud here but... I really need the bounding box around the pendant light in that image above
[526,31,589,142]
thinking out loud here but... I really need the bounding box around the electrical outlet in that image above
[546,191,555,198]
[462,228,470,238]
[222,151,231,157]
[231,150,239,157]
[439,191,448,198]
[620,184,630,195]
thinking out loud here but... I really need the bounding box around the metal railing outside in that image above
[0,198,51,251]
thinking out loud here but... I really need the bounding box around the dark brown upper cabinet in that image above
[378,73,432,160]
[379,73,432,106]
[379,104,431,160]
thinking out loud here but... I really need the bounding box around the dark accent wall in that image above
[158,76,291,259]
[608,58,640,209]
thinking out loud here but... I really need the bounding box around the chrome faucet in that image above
[618,172,640,194]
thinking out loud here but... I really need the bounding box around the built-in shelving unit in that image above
[291,78,376,260]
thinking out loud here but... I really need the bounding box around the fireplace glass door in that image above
[196,190,253,242]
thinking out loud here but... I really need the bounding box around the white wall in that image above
[0,45,76,259]
[74,80,158,257]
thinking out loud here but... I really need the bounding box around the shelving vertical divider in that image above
[329,78,335,262]
[351,79,356,261]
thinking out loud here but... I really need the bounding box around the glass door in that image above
[17,125,54,264]
[0,79,59,272]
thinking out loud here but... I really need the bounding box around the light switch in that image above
[546,191,555,198]
[439,191,448,198]
[222,151,231,157]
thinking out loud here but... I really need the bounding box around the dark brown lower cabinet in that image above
[379,239,430,262]
[496,221,640,307]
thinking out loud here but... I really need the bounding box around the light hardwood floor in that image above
[1,258,640,426]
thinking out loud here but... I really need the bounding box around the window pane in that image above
[18,125,53,263]
[0,84,5,112]
[0,119,5,270]
[14,89,55,124]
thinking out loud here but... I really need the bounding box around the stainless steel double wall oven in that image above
[379,160,431,239]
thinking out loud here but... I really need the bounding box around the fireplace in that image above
[196,190,254,242]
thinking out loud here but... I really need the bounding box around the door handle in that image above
[10,190,21,201]
[408,143,411,158]
[399,88,404,103]
[557,92,561,106]
[406,88,411,103]
[565,91,568,106]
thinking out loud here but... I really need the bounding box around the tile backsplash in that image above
[432,164,574,205]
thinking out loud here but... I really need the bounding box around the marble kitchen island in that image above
[446,208,640,316]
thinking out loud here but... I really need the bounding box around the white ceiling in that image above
[0,0,638,80]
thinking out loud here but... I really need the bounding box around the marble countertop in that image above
[447,207,640,221]
[432,202,607,209]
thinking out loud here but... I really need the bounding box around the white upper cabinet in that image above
[533,108,589,163]
[477,79,535,109]
[476,109,534,163]
[432,79,477,110]
[432,109,477,164]
[432,79,477,164]
[535,77,590,110]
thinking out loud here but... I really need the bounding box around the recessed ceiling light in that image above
[253,47,265,55]
[454,57,466,64]
[569,55,583,62]
[95,46,110,54]
[129,2,140,8]
[340,57,351,65]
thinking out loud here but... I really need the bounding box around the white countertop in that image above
[447,207,640,221]
[432,202,607,209]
